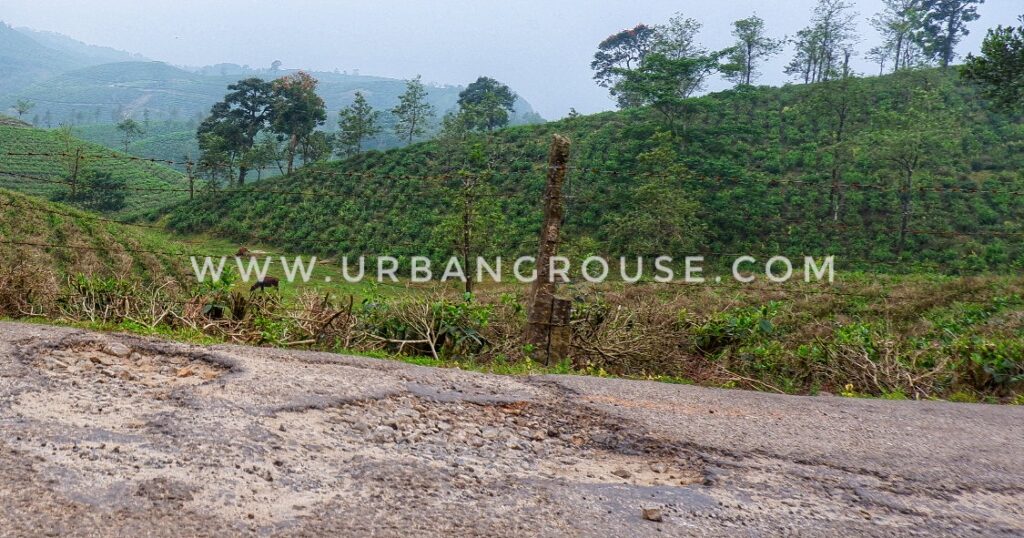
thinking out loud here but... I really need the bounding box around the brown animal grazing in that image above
[236,247,251,257]
[250,276,280,292]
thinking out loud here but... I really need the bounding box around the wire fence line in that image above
[2,146,1022,298]
[7,150,1024,195]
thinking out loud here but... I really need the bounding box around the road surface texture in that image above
[0,321,1021,536]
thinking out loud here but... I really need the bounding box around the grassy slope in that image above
[0,123,188,217]
[166,69,1024,274]
[0,188,192,296]
[0,114,30,127]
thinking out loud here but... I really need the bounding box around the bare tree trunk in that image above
[745,42,753,85]
[894,33,904,71]
[525,135,571,365]
[287,134,298,174]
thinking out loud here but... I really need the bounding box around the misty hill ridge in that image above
[0,22,82,98]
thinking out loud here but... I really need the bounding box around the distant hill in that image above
[1,22,544,157]
[28,61,542,160]
[0,22,82,98]
[72,121,198,170]
[16,62,229,126]
[0,123,188,217]
[14,61,542,129]
[14,26,146,65]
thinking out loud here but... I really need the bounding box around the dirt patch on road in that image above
[247,395,705,526]
[31,338,227,387]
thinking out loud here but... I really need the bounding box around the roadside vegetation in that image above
[1,1,1022,404]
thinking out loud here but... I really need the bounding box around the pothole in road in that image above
[268,395,704,490]
[30,338,227,387]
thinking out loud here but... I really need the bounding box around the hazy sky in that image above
[3,1,1021,118]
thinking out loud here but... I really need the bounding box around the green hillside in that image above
[72,121,199,173]
[165,69,1024,274]
[0,114,30,127]
[0,123,188,217]
[12,61,227,126]
[0,188,191,312]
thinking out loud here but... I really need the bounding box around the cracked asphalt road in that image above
[0,321,1021,536]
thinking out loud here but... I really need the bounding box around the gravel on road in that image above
[0,321,1021,536]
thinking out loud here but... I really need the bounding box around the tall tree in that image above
[591,24,658,89]
[606,132,704,257]
[430,143,509,295]
[867,45,891,75]
[722,15,785,86]
[271,71,327,174]
[920,0,985,69]
[337,91,381,156]
[243,135,282,181]
[197,78,275,185]
[116,117,144,152]
[866,81,959,254]
[457,77,517,132]
[299,131,333,165]
[12,99,34,119]
[785,0,859,84]
[391,76,435,145]
[871,0,928,72]
[196,132,235,185]
[962,16,1024,111]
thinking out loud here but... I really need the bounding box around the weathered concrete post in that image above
[525,134,571,365]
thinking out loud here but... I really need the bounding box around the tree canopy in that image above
[722,15,785,86]
[920,0,985,68]
[271,71,327,175]
[962,16,1024,111]
[196,77,275,184]
[457,77,517,131]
